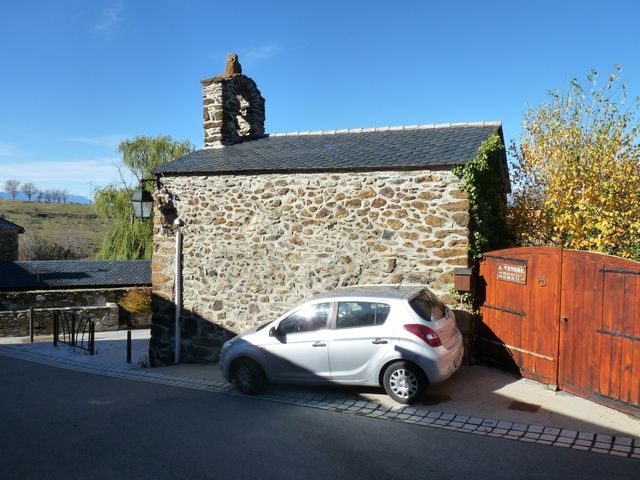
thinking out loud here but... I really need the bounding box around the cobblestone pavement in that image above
[1,343,638,460]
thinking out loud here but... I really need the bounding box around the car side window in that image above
[336,302,391,329]
[278,303,331,335]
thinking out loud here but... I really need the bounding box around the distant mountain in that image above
[0,191,92,204]
[66,194,92,204]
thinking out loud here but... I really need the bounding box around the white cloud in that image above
[238,44,284,63]
[0,157,138,196]
[92,2,124,34]
[65,135,123,148]
[0,141,23,157]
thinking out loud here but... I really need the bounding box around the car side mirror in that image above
[269,326,278,337]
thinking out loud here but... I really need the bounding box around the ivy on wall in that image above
[453,132,513,262]
[452,133,513,363]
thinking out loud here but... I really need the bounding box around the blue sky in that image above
[1,0,639,198]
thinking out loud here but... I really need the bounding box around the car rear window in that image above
[409,289,446,322]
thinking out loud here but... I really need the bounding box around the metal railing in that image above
[53,310,95,355]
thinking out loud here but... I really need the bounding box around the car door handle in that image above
[372,339,388,345]
[312,341,326,347]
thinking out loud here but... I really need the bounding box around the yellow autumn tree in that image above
[509,67,640,260]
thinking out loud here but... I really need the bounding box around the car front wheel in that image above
[232,358,266,395]
[383,361,427,404]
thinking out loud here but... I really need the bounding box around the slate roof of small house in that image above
[0,260,151,291]
[155,122,503,175]
[0,217,25,233]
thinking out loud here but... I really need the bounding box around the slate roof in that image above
[0,260,151,291]
[155,122,502,175]
[0,217,25,233]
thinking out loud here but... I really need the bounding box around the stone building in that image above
[0,260,151,337]
[0,217,24,261]
[148,56,510,366]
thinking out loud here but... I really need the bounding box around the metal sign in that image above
[497,262,527,285]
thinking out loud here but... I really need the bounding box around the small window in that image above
[278,303,331,335]
[336,302,391,329]
[409,289,446,322]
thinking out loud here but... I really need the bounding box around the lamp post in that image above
[129,180,182,364]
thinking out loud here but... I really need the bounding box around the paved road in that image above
[0,356,636,480]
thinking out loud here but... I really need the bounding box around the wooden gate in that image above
[478,247,640,415]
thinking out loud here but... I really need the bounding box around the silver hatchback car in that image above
[219,285,464,404]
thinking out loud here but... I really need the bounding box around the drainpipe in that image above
[174,218,182,364]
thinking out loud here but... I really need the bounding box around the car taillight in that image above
[404,324,442,347]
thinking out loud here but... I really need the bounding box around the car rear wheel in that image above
[232,358,266,395]
[383,361,427,404]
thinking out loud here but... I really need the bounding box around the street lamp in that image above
[131,185,154,220]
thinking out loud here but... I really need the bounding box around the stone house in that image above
[0,217,24,261]
[0,260,151,337]
[148,57,510,366]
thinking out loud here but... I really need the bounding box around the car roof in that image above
[306,284,426,303]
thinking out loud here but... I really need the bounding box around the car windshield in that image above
[409,289,446,322]
[256,320,275,331]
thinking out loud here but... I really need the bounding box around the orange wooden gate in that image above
[478,247,640,415]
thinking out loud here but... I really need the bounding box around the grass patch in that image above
[0,200,110,259]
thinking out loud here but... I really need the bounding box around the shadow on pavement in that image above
[1,332,639,439]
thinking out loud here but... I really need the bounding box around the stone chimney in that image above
[201,53,266,148]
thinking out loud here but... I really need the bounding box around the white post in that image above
[174,220,182,364]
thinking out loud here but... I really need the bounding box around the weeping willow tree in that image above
[95,136,194,260]
[94,185,155,259]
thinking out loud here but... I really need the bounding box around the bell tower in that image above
[201,53,266,148]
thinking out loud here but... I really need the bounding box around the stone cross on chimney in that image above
[201,53,266,148]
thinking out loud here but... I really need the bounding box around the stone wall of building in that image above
[0,232,19,261]
[0,287,145,337]
[150,169,471,365]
